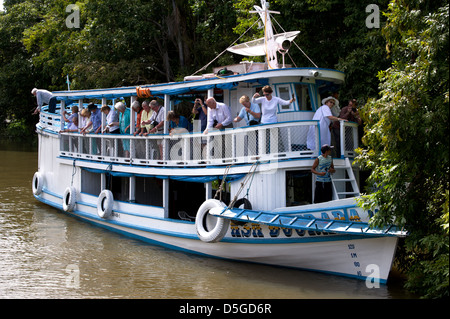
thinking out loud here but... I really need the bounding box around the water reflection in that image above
[0,142,413,299]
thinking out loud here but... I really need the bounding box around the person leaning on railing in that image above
[112,101,131,158]
[203,97,233,134]
[306,96,347,151]
[331,99,362,157]
[79,108,93,135]
[31,88,58,114]
[61,105,79,132]
[100,105,120,134]
[233,95,261,126]
[167,110,190,134]
[146,100,165,159]
[131,100,143,135]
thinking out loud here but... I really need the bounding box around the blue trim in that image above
[36,191,375,244]
[81,167,245,183]
[53,68,344,97]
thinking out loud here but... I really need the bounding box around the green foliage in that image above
[1,0,449,297]
[355,0,449,298]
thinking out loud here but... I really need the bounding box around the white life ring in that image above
[32,172,44,196]
[97,189,114,219]
[195,199,230,243]
[63,186,77,212]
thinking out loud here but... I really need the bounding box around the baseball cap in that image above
[321,144,334,153]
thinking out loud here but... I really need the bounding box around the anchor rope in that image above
[71,159,77,186]
[214,165,233,201]
[228,161,259,208]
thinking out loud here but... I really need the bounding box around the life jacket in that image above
[136,86,152,98]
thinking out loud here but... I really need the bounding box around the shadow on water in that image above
[0,139,416,299]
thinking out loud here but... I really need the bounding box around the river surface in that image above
[0,140,415,299]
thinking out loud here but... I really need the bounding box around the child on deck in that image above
[311,144,336,203]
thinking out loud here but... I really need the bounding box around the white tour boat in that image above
[32,1,406,283]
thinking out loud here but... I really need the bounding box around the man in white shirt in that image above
[32,88,57,114]
[148,100,165,134]
[203,98,233,134]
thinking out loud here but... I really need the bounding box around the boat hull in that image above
[35,189,398,283]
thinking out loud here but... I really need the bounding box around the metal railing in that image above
[57,120,359,167]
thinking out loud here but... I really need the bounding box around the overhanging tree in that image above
[355,0,449,298]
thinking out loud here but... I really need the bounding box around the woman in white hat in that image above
[306,96,346,151]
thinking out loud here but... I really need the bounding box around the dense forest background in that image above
[0,0,448,298]
[1,0,390,136]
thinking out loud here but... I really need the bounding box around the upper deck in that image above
[36,67,358,172]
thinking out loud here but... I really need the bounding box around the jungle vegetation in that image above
[0,0,448,298]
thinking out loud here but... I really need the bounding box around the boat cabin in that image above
[36,66,360,220]
[36,0,361,221]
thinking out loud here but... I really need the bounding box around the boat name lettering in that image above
[230,223,333,238]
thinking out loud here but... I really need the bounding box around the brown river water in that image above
[0,140,415,300]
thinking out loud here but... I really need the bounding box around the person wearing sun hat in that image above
[306,96,347,151]
[311,144,336,203]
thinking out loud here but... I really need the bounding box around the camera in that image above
[352,107,357,112]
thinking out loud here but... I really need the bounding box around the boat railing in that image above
[57,120,359,167]
[38,109,62,131]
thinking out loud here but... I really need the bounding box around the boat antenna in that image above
[66,74,71,91]
[190,19,260,77]
[271,15,319,68]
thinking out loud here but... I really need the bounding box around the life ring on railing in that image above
[63,186,77,212]
[97,189,114,219]
[32,172,44,196]
[195,199,230,243]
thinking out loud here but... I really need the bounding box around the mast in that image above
[227,1,299,69]
[250,0,280,69]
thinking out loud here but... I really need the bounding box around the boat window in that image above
[276,85,294,112]
[81,170,101,196]
[169,180,207,220]
[286,170,313,206]
[111,176,129,202]
[135,177,163,207]
[294,84,312,111]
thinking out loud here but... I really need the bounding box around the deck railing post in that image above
[315,124,320,156]
[340,120,345,158]
[130,96,137,159]
[163,94,170,161]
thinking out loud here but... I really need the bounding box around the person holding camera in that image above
[147,100,165,134]
[233,95,261,126]
[203,97,233,134]
[192,98,208,132]
[331,99,362,157]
